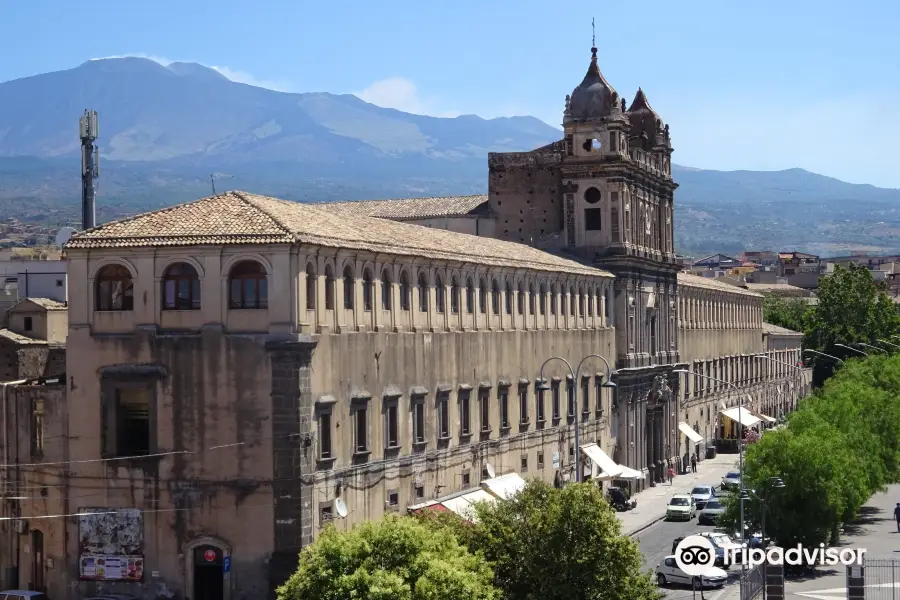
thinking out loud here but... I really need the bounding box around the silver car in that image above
[698,497,726,525]
[721,471,741,491]
[691,485,715,510]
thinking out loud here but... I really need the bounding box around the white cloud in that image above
[89,53,291,92]
[356,77,460,118]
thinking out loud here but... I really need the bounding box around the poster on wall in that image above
[78,508,144,581]
[79,554,144,580]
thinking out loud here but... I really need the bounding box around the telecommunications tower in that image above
[79,109,99,230]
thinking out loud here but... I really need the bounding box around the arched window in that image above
[605,289,612,319]
[595,288,602,319]
[517,283,525,315]
[578,287,585,316]
[479,277,488,314]
[569,287,576,316]
[162,262,201,310]
[528,283,536,315]
[324,266,335,310]
[362,269,373,311]
[450,277,460,314]
[381,269,393,310]
[505,281,513,314]
[95,264,134,311]
[229,260,268,309]
[418,273,429,312]
[539,283,547,315]
[491,279,500,314]
[305,264,317,310]
[399,271,411,311]
[550,284,557,314]
[435,275,445,313]
[587,289,594,316]
[343,266,355,310]
[561,286,567,316]
[466,277,475,314]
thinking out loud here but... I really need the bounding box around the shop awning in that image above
[481,473,527,500]
[678,422,704,444]
[756,412,777,423]
[581,443,624,478]
[720,407,761,428]
[617,466,645,480]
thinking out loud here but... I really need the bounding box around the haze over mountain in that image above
[1,57,899,257]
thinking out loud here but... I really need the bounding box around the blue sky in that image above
[3,0,898,187]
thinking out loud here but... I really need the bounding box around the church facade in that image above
[6,47,807,600]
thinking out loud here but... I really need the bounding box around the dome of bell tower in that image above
[564,47,620,123]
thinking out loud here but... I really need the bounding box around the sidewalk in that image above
[618,453,741,536]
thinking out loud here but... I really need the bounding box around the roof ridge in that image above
[321,194,488,206]
[232,191,299,242]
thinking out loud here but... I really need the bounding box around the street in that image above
[633,493,742,600]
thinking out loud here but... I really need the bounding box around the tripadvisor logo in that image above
[675,535,866,575]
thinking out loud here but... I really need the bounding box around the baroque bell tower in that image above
[559,44,680,371]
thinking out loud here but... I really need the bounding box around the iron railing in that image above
[860,558,900,599]
[740,564,765,600]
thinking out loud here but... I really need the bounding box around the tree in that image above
[422,481,661,600]
[763,293,812,334]
[277,515,500,600]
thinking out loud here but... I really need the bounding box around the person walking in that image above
[690,454,697,473]
[667,465,676,485]
[894,502,900,532]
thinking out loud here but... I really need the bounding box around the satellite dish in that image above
[55,227,77,247]
[485,463,496,479]
[334,498,348,518]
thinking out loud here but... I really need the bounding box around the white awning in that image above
[757,413,777,423]
[581,443,623,478]
[678,422,704,444]
[441,489,496,521]
[481,473,527,500]
[720,407,761,427]
[617,466,645,480]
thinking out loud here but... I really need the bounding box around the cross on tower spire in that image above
[592,17,595,48]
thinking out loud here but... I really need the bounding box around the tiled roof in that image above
[316,195,489,220]
[66,192,611,278]
[0,329,46,345]
[677,272,762,297]
[762,322,802,336]
[13,298,67,311]
[744,283,812,296]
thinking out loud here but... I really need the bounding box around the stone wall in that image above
[0,340,65,381]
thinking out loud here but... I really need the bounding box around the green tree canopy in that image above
[763,293,812,334]
[277,515,500,600]
[421,481,661,600]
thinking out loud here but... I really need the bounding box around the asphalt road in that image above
[634,504,742,600]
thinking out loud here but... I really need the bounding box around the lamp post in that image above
[537,354,616,483]
[741,477,786,600]
[752,355,809,417]
[674,368,753,560]
[803,349,844,365]
[835,343,867,357]
[854,342,886,354]
[877,339,900,352]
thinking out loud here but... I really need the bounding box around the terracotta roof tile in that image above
[66,191,611,278]
[317,195,488,220]
[14,298,67,311]
[677,272,762,297]
[0,329,46,345]
[762,322,802,336]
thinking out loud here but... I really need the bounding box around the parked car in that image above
[698,498,726,525]
[0,592,50,600]
[690,485,716,509]
[720,471,742,491]
[698,531,742,567]
[665,494,696,521]
[655,555,728,589]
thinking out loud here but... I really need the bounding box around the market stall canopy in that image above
[755,412,777,423]
[720,407,761,428]
[581,443,624,479]
[678,422,704,444]
[617,466,645,480]
[481,473,527,500]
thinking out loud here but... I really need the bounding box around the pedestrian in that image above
[894,502,900,532]
[691,454,697,473]
[667,465,675,485]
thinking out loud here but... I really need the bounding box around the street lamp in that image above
[741,477,786,600]
[803,349,844,365]
[835,343,867,357]
[853,342,886,354]
[674,368,752,557]
[752,355,809,416]
[537,354,616,483]
[877,339,900,352]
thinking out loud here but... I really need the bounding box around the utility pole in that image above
[79,110,99,230]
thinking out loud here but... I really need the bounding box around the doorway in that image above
[193,545,224,600]
[31,530,44,592]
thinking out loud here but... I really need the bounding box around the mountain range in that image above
[1,57,899,257]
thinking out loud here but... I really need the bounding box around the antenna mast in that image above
[79,110,99,230]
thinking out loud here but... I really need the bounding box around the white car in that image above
[666,494,696,521]
[690,484,715,510]
[699,531,743,567]
[656,555,728,589]
[721,471,742,491]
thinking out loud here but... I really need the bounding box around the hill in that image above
[1,57,899,256]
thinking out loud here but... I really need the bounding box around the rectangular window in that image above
[536,388,546,423]
[519,386,529,424]
[585,208,602,231]
[412,397,426,444]
[462,470,471,486]
[385,399,399,449]
[23,316,33,331]
[114,387,151,457]
[581,378,590,416]
[459,391,471,436]
[437,393,450,439]
[388,491,399,507]
[353,406,368,453]
[517,291,524,314]
[611,206,619,242]
[552,382,561,420]
[595,380,604,416]
[31,398,44,458]
[521,453,528,472]
[319,411,333,459]
[479,390,490,433]
[320,505,333,527]
[537,451,545,469]
[499,388,509,429]
[567,381,576,418]
[415,485,425,499]
[609,131,618,151]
